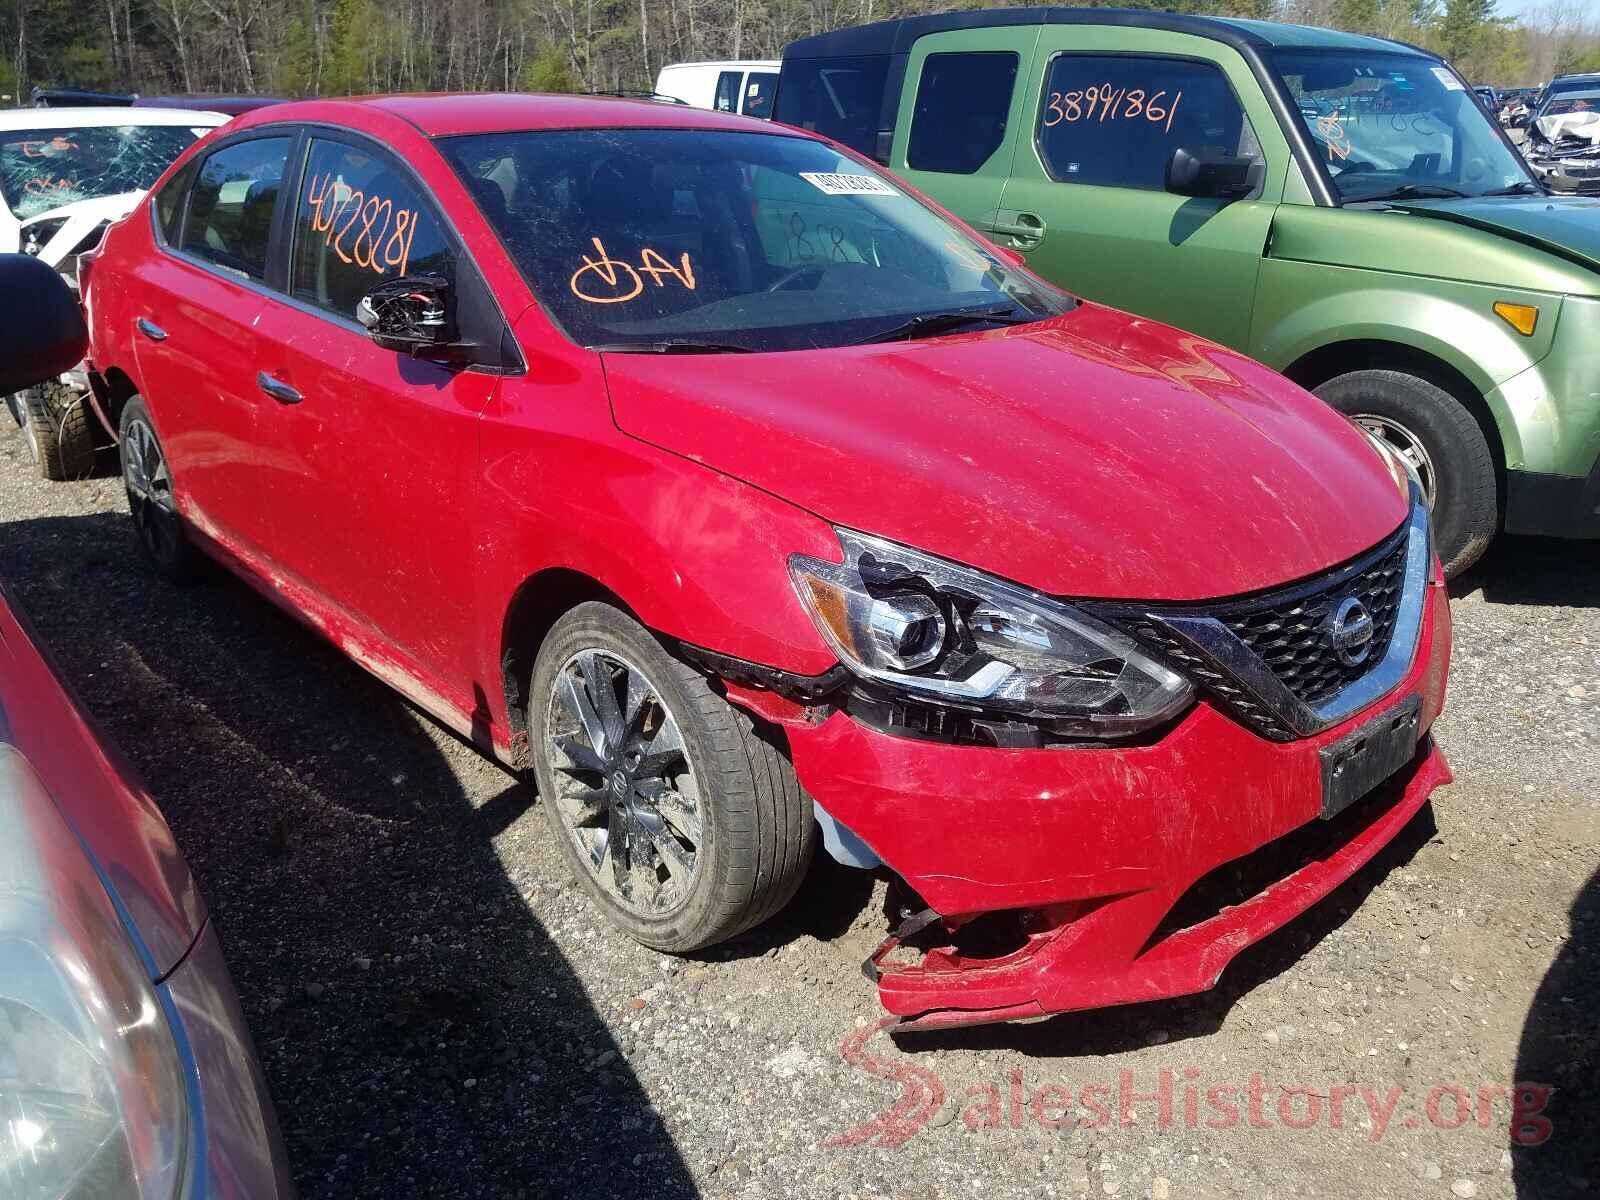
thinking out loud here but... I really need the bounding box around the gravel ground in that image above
[1,422,1596,1200]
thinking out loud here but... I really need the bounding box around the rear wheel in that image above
[119,396,202,583]
[529,601,815,952]
[1315,369,1498,577]
[17,380,96,481]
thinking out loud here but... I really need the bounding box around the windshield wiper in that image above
[1481,181,1544,196]
[851,303,1033,346]
[589,339,754,354]
[1354,183,1471,202]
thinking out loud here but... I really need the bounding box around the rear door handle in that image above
[256,372,303,405]
[136,318,168,342]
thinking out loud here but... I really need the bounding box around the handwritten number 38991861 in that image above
[1043,86,1182,133]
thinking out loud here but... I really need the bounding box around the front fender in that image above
[1253,257,1562,472]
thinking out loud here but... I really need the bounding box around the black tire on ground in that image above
[529,601,816,953]
[118,395,203,584]
[19,380,97,481]
[1315,369,1498,578]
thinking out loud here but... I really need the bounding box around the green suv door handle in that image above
[985,211,1047,250]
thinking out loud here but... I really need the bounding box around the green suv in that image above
[775,9,1600,575]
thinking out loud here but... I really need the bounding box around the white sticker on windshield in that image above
[1431,66,1464,92]
[799,171,898,197]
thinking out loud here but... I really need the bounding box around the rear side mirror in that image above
[0,254,86,394]
[1165,146,1261,200]
[356,274,463,362]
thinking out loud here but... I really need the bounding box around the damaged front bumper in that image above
[776,569,1453,1032]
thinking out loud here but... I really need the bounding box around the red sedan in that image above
[82,94,1451,1031]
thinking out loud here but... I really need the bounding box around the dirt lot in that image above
[1,422,1596,1200]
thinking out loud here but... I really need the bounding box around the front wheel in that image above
[1315,369,1498,578]
[529,601,816,952]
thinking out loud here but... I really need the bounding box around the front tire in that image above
[529,601,816,952]
[18,380,96,481]
[1315,369,1498,577]
[119,396,202,584]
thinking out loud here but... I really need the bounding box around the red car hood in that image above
[604,303,1408,601]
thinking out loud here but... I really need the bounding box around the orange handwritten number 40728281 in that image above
[1042,86,1182,133]
[570,237,697,305]
[305,171,419,278]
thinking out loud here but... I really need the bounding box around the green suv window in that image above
[908,51,1020,175]
[1036,55,1260,191]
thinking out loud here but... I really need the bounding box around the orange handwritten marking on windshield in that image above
[19,137,78,158]
[1315,111,1351,162]
[1043,86,1181,132]
[305,170,418,277]
[23,176,76,196]
[571,237,696,304]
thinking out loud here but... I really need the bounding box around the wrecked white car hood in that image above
[1534,110,1600,146]
[17,191,143,271]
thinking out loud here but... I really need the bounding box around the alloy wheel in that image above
[122,416,180,563]
[544,649,703,918]
[1354,412,1437,508]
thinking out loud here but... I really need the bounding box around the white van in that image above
[654,60,780,118]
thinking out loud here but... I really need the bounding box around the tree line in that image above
[3,0,1597,105]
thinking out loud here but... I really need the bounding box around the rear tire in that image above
[529,601,816,952]
[119,396,202,584]
[1315,369,1498,577]
[18,380,96,481]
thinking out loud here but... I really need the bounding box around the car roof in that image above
[0,105,228,130]
[781,6,1432,60]
[231,92,797,139]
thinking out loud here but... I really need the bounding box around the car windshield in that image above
[1540,93,1600,117]
[1269,49,1533,203]
[437,128,1068,353]
[0,125,202,221]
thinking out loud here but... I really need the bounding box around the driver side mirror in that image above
[1165,146,1261,201]
[0,254,87,394]
[356,274,466,363]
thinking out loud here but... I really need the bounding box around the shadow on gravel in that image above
[0,511,698,1200]
[1512,865,1599,1198]
[894,800,1438,1057]
[1452,534,1600,608]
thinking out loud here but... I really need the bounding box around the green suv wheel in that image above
[1316,369,1498,578]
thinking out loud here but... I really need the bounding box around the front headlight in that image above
[789,530,1192,738]
[0,749,188,1200]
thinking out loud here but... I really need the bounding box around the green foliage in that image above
[274,10,319,97]
[524,44,578,95]
[325,0,378,97]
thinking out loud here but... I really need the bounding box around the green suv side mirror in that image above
[1165,146,1260,201]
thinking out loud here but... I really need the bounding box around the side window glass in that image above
[714,71,743,113]
[180,137,291,279]
[908,51,1020,174]
[154,159,197,245]
[742,72,778,118]
[1036,56,1261,191]
[290,138,456,322]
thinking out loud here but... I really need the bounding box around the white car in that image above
[654,60,780,118]
[2,106,227,479]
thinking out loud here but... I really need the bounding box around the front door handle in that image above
[136,318,168,342]
[256,372,303,405]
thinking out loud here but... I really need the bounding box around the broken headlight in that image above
[789,530,1192,738]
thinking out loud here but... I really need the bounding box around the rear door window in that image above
[180,136,292,280]
[1035,55,1259,190]
[714,71,743,113]
[288,137,457,322]
[154,159,197,245]
[908,51,1020,174]
[742,71,778,118]
[773,55,892,158]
